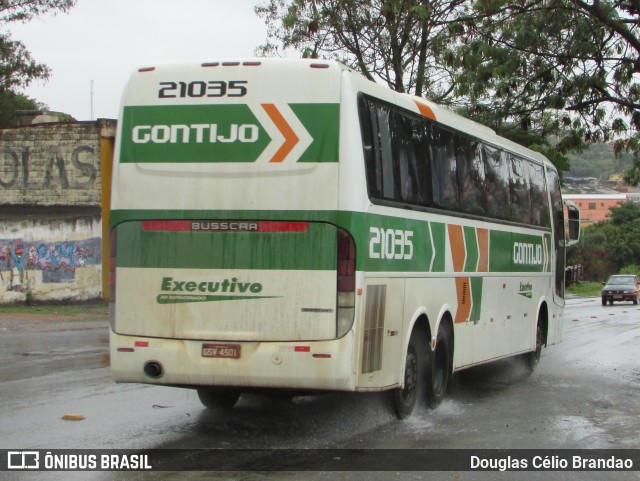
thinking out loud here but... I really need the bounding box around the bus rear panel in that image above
[110,59,358,392]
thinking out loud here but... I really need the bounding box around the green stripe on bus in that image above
[489,230,547,273]
[469,277,483,322]
[119,103,339,164]
[463,226,479,273]
[291,104,340,163]
[116,221,338,270]
[430,223,446,272]
[120,105,270,163]
[111,209,553,274]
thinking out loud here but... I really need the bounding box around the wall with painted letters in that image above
[0,120,115,304]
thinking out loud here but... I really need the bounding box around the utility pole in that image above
[90,80,94,120]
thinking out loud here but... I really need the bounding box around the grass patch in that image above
[566,281,602,297]
[0,300,108,317]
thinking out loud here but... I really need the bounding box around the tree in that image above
[0,0,76,92]
[254,0,587,172]
[256,0,640,176]
[0,88,39,125]
[569,202,640,279]
[255,0,471,101]
[446,0,640,181]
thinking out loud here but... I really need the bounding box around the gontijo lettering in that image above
[513,242,543,265]
[132,124,259,144]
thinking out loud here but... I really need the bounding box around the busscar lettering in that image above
[191,221,259,232]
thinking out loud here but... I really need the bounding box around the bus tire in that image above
[426,322,452,409]
[389,328,427,419]
[526,321,543,372]
[197,389,240,410]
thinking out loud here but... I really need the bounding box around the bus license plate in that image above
[202,343,241,359]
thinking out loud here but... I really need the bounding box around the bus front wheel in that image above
[389,328,427,419]
[197,389,241,410]
[426,322,452,409]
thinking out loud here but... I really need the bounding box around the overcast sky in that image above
[9,0,268,121]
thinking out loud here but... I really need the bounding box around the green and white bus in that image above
[109,58,580,418]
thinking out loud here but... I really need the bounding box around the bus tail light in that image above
[337,228,356,338]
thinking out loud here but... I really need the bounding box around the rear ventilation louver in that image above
[362,285,386,374]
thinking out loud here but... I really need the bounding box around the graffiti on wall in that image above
[0,238,101,292]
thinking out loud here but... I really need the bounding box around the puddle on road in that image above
[552,415,607,446]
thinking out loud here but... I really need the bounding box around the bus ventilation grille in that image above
[362,285,386,374]
[462,281,468,305]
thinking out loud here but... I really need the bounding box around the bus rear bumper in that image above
[110,330,357,392]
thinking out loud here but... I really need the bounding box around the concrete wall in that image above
[0,120,115,304]
[0,213,102,303]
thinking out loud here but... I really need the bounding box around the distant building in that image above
[15,110,64,125]
[562,194,628,226]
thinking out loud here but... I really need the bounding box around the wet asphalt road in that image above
[1,297,639,481]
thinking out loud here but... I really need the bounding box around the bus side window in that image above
[358,96,394,201]
[392,112,431,207]
[482,144,512,220]
[429,124,459,211]
[456,137,487,216]
[510,155,533,225]
[547,167,565,297]
[358,96,378,197]
[375,104,395,201]
[529,162,550,227]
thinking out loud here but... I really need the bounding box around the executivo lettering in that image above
[157,277,276,304]
[161,276,263,293]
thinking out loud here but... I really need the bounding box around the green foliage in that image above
[255,0,640,178]
[566,281,602,298]
[619,264,640,277]
[567,142,634,179]
[568,202,640,281]
[0,0,76,91]
[0,89,75,127]
[57,112,75,122]
[255,0,472,100]
[0,89,39,126]
[447,0,640,179]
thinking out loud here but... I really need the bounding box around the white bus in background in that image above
[109,58,580,419]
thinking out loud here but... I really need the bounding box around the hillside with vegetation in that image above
[566,143,634,180]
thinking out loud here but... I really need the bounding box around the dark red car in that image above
[601,275,639,306]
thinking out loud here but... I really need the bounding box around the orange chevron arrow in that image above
[414,100,436,120]
[261,103,299,163]
[448,224,472,324]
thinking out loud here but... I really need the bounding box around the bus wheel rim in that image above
[403,352,418,403]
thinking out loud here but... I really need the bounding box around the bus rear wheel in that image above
[197,389,241,410]
[389,328,426,419]
[426,322,452,409]
[526,321,543,372]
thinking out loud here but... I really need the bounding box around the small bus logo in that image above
[7,451,39,469]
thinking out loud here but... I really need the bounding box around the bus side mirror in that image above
[565,201,580,247]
